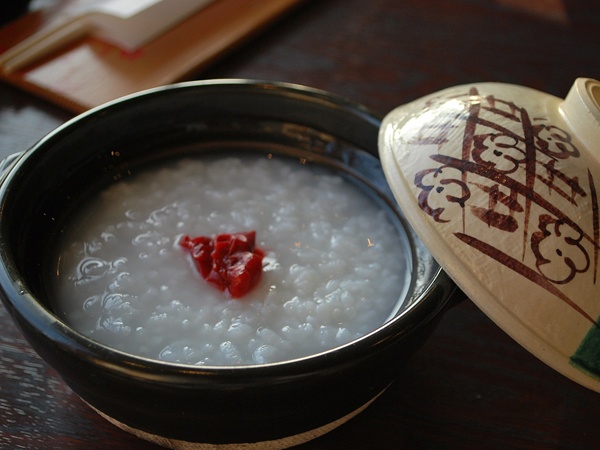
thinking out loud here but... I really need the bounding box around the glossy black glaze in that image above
[0,80,457,444]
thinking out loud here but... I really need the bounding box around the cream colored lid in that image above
[379,78,600,392]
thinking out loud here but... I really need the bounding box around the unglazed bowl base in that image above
[85,388,387,449]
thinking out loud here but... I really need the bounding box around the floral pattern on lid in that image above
[379,78,600,392]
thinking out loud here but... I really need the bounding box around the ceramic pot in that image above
[0,80,457,449]
[3,77,597,449]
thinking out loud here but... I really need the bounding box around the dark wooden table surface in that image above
[1,1,600,449]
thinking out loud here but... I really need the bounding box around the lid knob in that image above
[561,78,600,153]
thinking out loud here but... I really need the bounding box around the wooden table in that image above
[1,1,600,448]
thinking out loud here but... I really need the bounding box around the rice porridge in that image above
[50,155,409,365]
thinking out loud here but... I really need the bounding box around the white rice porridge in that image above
[51,155,409,365]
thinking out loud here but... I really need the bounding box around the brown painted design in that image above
[413,88,599,326]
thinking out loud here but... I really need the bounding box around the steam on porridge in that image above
[51,155,408,365]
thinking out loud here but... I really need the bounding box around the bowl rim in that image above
[0,79,454,380]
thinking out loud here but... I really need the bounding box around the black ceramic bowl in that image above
[0,80,457,448]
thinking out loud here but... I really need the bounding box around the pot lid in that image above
[379,78,600,392]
